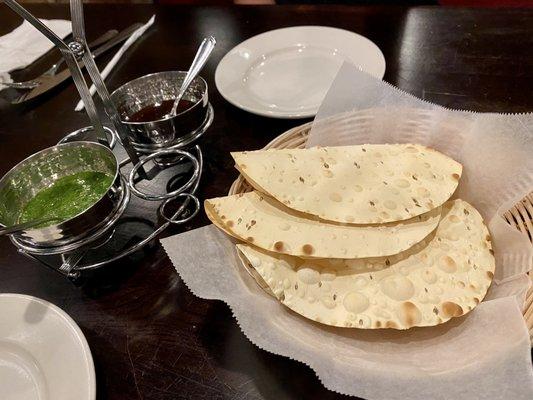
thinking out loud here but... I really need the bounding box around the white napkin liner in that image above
[309,63,533,284]
[0,19,71,74]
[161,226,533,400]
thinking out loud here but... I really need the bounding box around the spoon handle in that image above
[0,217,57,237]
[171,36,216,116]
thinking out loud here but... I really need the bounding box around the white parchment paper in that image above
[161,63,533,399]
[162,226,533,400]
[309,63,533,283]
[0,19,71,91]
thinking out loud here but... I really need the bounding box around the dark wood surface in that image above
[1,4,532,400]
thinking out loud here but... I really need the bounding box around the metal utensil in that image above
[0,217,59,236]
[68,0,145,176]
[4,0,107,144]
[169,36,216,117]
[4,29,119,90]
[11,23,142,103]
[75,16,155,112]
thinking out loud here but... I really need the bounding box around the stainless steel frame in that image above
[10,131,204,281]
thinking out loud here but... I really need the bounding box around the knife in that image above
[13,22,143,104]
[5,29,119,90]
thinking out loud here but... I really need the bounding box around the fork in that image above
[5,29,118,90]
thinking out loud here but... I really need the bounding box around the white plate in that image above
[0,294,96,400]
[215,26,385,119]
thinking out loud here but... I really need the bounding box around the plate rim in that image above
[215,25,386,119]
[0,293,96,400]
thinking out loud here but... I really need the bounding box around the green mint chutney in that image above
[19,171,114,225]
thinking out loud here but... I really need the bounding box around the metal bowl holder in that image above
[5,0,209,282]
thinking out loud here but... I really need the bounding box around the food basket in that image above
[228,121,533,342]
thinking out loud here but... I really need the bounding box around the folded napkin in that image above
[0,19,71,88]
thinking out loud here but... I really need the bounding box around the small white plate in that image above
[0,293,96,400]
[215,26,385,119]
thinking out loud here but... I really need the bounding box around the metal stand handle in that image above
[3,0,108,144]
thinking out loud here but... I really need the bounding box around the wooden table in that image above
[1,4,532,399]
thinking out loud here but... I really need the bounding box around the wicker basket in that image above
[228,121,533,342]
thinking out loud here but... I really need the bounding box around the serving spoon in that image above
[168,36,216,117]
[0,217,59,237]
